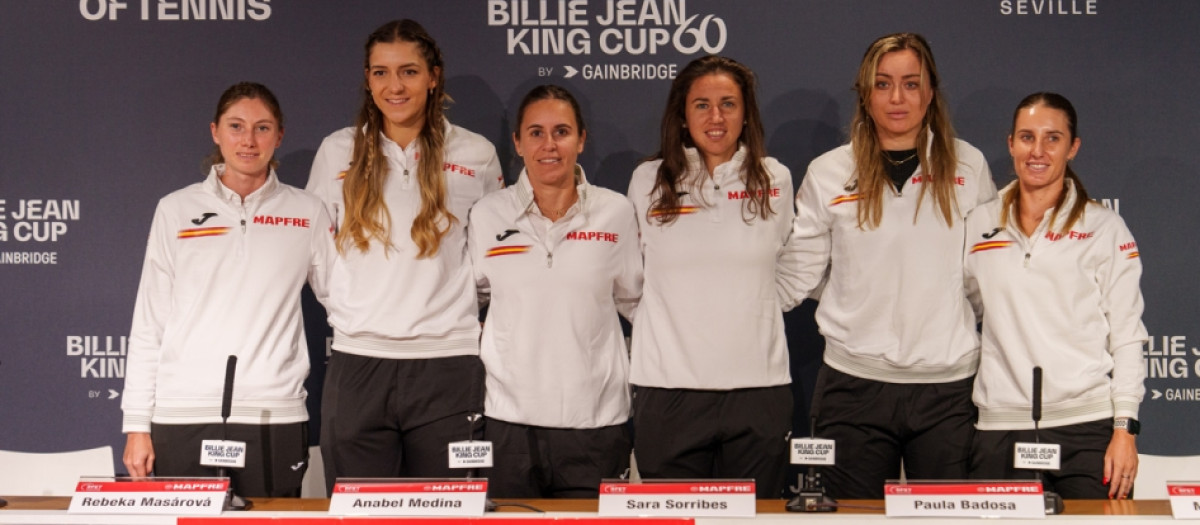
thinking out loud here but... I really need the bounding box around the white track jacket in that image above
[965,180,1147,430]
[627,147,794,390]
[780,138,996,383]
[469,169,642,428]
[306,122,502,359]
[122,167,334,432]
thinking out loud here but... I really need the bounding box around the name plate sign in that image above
[885,481,1045,519]
[598,480,755,518]
[328,480,487,516]
[1168,483,1200,519]
[68,479,227,515]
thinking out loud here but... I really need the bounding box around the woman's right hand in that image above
[123,432,155,478]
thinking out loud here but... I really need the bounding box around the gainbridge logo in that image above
[79,0,271,21]
[488,0,728,80]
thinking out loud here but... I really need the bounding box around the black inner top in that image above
[884,149,919,192]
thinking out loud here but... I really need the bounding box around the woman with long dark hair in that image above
[627,55,795,498]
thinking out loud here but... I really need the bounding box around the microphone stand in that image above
[1032,367,1063,515]
[786,417,837,512]
[464,413,497,512]
[219,355,251,511]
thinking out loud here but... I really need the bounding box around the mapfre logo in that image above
[1000,0,1097,15]
[80,0,271,21]
[488,0,727,60]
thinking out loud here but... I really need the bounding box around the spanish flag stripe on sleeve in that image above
[486,245,531,257]
[178,227,231,239]
[970,240,1014,253]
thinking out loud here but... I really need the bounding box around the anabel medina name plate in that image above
[328,479,488,516]
[68,478,228,515]
[885,480,1046,519]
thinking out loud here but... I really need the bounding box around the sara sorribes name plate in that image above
[599,480,755,518]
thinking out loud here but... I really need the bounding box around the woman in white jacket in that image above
[780,33,996,499]
[122,82,334,497]
[627,55,794,498]
[965,92,1146,499]
[305,19,502,491]
[469,84,642,498]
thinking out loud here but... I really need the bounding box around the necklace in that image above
[534,194,577,222]
[883,151,918,166]
[539,205,571,221]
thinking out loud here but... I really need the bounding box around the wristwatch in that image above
[1114,417,1141,435]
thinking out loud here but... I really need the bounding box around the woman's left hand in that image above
[1104,429,1139,499]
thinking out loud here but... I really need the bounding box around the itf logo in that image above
[80,0,272,21]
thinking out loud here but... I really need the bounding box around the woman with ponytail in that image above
[965,93,1147,500]
[306,19,503,491]
[123,82,333,497]
[779,33,996,498]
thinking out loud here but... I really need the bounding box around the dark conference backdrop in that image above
[3,1,1198,468]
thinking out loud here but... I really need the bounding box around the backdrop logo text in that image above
[488,0,727,56]
[79,0,271,21]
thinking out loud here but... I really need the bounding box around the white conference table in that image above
[0,496,1178,524]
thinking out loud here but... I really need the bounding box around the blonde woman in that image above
[780,33,997,498]
[306,19,502,490]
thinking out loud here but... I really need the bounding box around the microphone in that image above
[221,356,237,425]
[1031,366,1042,429]
[1031,366,1062,515]
[464,413,498,512]
[218,355,250,511]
